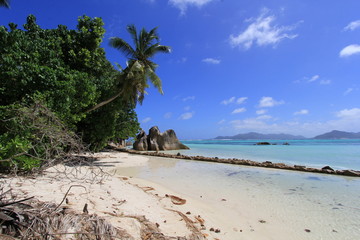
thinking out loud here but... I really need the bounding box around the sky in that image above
[2,0,360,139]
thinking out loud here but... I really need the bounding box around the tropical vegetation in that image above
[0,15,169,173]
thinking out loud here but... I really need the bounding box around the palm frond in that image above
[0,0,10,8]
[109,37,136,58]
[144,44,171,58]
[146,27,160,43]
[146,67,163,94]
[126,24,138,47]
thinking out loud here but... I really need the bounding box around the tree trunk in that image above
[85,91,123,113]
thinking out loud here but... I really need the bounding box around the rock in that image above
[294,165,306,170]
[338,170,360,177]
[283,142,290,145]
[133,126,189,151]
[255,142,271,145]
[133,130,148,151]
[322,166,334,172]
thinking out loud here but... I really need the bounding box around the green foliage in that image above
[0,15,115,126]
[0,15,141,159]
[0,135,40,171]
[88,24,171,112]
[77,99,140,151]
[0,103,83,173]
[109,24,171,105]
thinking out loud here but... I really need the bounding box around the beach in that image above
[4,150,360,239]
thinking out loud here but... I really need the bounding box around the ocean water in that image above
[117,156,360,240]
[165,139,360,170]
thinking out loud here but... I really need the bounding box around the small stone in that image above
[259,220,266,223]
[186,211,191,215]
[215,229,221,233]
[210,228,215,232]
[221,198,227,201]
[305,229,311,233]
[156,223,160,228]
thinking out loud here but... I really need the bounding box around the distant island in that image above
[215,130,360,140]
[313,130,360,139]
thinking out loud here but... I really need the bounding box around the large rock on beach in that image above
[133,126,189,151]
[133,130,148,151]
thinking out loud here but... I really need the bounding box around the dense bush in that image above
[0,103,84,173]
[0,15,140,172]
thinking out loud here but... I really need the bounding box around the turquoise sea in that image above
[121,139,360,239]
[168,139,360,170]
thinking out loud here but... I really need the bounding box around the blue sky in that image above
[2,0,360,139]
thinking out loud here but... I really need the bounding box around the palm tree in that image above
[0,0,10,8]
[87,24,171,112]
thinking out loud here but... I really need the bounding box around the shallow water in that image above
[167,139,360,170]
[118,156,360,240]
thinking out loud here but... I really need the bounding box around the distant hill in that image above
[215,132,307,140]
[313,130,360,139]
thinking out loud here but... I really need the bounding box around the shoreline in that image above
[112,146,360,177]
[3,150,359,239]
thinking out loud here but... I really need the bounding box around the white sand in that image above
[6,151,349,240]
[3,152,204,239]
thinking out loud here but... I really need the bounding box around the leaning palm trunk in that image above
[86,61,145,113]
[86,91,123,113]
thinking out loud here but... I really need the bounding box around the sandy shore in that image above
[4,151,357,239]
[1,151,213,239]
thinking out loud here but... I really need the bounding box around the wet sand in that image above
[5,151,360,239]
[117,154,360,240]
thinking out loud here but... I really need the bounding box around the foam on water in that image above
[117,156,360,240]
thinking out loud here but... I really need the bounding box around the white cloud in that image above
[236,97,248,104]
[177,57,187,63]
[221,96,247,105]
[344,20,360,31]
[202,58,221,64]
[164,112,172,119]
[258,96,284,108]
[142,117,152,123]
[218,119,226,124]
[184,106,191,111]
[169,0,214,15]
[183,96,195,101]
[256,114,273,120]
[294,109,309,115]
[227,107,360,137]
[339,44,360,57]
[229,8,298,50]
[221,97,236,105]
[179,112,194,120]
[336,108,360,119]
[232,108,246,114]
[344,88,354,95]
[308,75,319,82]
[256,109,267,115]
[320,79,331,85]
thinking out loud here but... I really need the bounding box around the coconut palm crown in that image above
[109,24,171,104]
